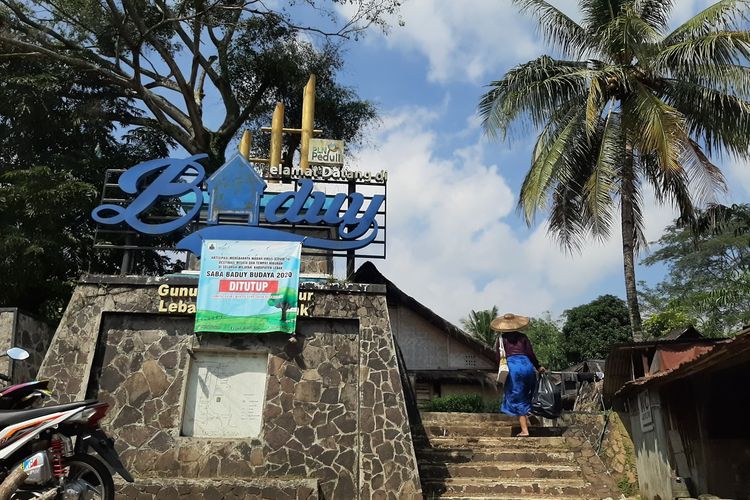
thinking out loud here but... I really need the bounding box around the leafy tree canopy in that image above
[0,0,394,167]
[641,204,750,337]
[525,315,567,370]
[0,53,172,322]
[562,295,631,363]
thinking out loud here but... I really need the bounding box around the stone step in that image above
[416,448,576,465]
[423,425,566,438]
[422,478,591,497]
[419,462,582,480]
[419,436,571,450]
[421,412,519,424]
[437,495,593,500]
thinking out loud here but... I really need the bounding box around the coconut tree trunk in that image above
[621,145,644,341]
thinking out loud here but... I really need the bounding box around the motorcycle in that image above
[0,349,133,499]
[0,348,51,411]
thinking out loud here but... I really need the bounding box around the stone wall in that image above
[38,276,421,499]
[558,411,639,496]
[0,310,13,379]
[0,308,54,383]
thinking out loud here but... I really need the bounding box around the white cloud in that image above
[338,1,722,84]
[340,0,556,83]
[726,158,750,200]
[348,105,679,324]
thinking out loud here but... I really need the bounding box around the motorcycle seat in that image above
[0,400,97,429]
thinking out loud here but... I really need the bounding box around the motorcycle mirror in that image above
[6,347,29,361]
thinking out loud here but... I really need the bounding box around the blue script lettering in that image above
[266,180,384,239]
[91,157,384,251]
[92,155,206,234]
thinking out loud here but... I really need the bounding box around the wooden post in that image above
[239,130,252,160]
[300,75,316,171]
[270,103,284,168]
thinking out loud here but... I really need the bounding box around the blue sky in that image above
[289,0,750,325]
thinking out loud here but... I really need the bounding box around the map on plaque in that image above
[181,352,268,438]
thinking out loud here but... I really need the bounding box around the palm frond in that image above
[583,107,621,238]
[581,0,629,32]
[597,4,662,60]
[639,152,695,226]
[628,176,649,253]
[513,0,593,56]
[682,138,727,205]
[661,79,750,158]
[666,63,750,101]
[519,106,586,224]
[479,56,590,139]
[634,0,675,32]
[658,31,750,70]
[665,0,750,44]
[548,183,588,252]
[624,81,686,173]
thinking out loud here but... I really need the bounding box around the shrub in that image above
[423,394,485,413]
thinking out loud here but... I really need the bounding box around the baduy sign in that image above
[91,153,386,256]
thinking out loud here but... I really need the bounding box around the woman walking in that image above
[492,313,545,436]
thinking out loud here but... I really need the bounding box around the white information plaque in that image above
[182,351,268,438]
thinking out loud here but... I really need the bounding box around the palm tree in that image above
[461,306,499,346]
[479,0,750,340]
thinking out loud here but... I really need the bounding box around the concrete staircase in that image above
[416,412,619,499]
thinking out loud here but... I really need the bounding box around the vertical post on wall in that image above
[270,103,284,168]
[346,179,356,278]
[300,75,316,171]
[120,234,133,275]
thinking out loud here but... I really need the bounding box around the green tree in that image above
[461,306,499,346]
[267,287,298,323]
[641,204,750,337]
[0,54,172,322]
[562,295,632,363]
[0,0,394,168]
[641,307,695,339]
[479,0,750,341]
[525,316,567,370]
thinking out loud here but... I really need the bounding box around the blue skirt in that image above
[501,355,536,416]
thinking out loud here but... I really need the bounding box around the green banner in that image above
[195,240,302,333]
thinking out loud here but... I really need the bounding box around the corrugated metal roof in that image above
[660,325,703,341]
[613,327,750,397]
[604,337,725,398]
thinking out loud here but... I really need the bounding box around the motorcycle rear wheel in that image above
[65,454,115,500]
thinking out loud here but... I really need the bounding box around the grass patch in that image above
[423,395,485,413]
[195,309,297,333]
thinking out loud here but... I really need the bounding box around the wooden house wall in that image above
[387,304,494,372]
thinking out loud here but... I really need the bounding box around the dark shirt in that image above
[493,331,541,370]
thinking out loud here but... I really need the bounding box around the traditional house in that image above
[604,328,750,500]
[353,262,500,406]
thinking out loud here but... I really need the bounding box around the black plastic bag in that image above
[531,373,562,419]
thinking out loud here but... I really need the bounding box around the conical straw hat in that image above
[490,313,530,332]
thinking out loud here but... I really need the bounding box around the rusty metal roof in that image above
[610,327,750,397]
[604,336,725,398]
